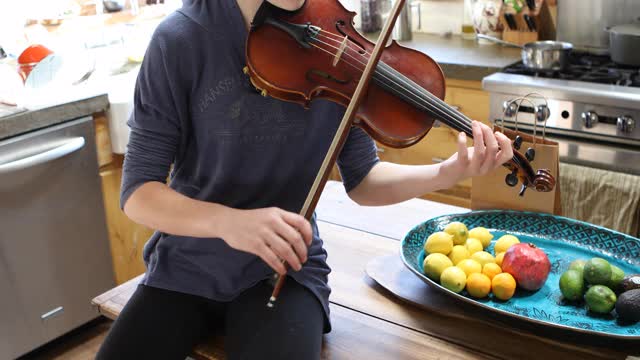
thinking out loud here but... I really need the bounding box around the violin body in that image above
[245,0,445,148]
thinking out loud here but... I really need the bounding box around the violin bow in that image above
[267,0,409,308]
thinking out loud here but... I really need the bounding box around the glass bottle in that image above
[461,0,476,40]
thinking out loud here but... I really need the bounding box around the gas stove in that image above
[482,51,640,175]
[502,52,640,88]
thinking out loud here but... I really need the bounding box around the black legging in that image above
[96,277,324,360]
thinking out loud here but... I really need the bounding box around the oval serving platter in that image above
[400,210,640,339]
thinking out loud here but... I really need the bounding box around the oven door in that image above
[493,122,640,176]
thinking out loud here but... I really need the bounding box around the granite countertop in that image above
[0,33,519,141]
[393,33,522,81]
[0,91,109,141]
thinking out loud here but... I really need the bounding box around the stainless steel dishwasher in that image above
[0,116,115,359]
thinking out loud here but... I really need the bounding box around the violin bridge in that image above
[332,35,348,67]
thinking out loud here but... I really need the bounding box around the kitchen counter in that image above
[0,32,518,141]
[387,33,522,81]
[0,91,109,141]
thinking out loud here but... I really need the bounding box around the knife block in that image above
[499,0,556,46]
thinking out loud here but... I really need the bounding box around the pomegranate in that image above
[501,243,551,291]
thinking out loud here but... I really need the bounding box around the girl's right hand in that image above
[218,207,313,275]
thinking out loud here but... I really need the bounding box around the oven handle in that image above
[0,137,85,174]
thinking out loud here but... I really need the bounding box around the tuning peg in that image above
[505,170,518,187]
[519,184,527,196]
[513,136,523,150]
[525,148,536,162]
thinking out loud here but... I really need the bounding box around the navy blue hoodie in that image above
[120,0,379,332]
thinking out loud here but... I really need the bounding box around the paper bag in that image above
[471,127,562,215]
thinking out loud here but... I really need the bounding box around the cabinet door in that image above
[443,80,490,125]
[0,118,116,358]
[100,161,153,285]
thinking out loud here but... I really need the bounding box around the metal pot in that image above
[606,21,640,66]
[476,34,573,71]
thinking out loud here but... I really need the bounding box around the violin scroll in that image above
[533,169,556,192]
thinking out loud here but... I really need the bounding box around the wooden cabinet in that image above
[330,78,490,208]
[94,113,151,285]
[99,156,153,285]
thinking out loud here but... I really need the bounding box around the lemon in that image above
[468,227,493,249]
[448,245,471,265]
[424,232,454,255]
[471,251,495,268]
[495,252,505,267]
[440,266,467,293]
[444,221,468,246]
[457,259,482,277]
[482,263,502,280]
[465,238,483,254]
[467,273,492,298]
[423,253,453,281]
[492,272,516,300]
[494,235,520,254]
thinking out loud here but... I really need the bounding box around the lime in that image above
[468,227,493,249]
[584,258,612,285]
[568,259,587,275]
[584,285,617,314]
[559,269,585,301]
[608,265,625,291]
[440,266,467,293]
[444,222,469,246]
[494,235,520,254]
[423,253,453,281]
[448,245,471,265]
[424,232,454,255]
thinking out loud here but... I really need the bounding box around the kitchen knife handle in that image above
[524,14,537,31]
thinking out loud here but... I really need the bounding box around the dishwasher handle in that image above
[0,137,85,174]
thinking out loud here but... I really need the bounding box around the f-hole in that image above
[336,20,366,55]
[306,69,351,85]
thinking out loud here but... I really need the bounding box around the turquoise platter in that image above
[400,210,640,339]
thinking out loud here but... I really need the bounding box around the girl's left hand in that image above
[440,120,514,183]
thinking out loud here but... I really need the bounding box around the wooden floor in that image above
[16,317,112,360]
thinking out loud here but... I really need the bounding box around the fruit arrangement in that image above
[559,257,640,322]
[422,221,550,301]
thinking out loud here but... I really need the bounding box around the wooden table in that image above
[92,181,639,359]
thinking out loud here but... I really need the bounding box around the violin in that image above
[244,0,555,306]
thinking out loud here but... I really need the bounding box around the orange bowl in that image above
[18,44,53,65]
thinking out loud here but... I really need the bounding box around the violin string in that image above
[311,34,474,134]
[316,30,529,177]
[313,32,475,134]
[311,33,529,173]
[309,34,527,176]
